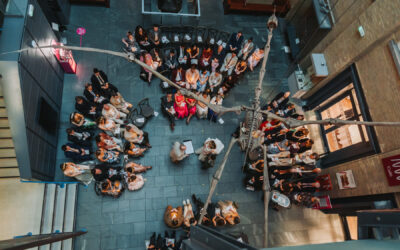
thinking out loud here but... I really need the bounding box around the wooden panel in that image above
[0,129,11,138]
[0,148,16,157]
[0,108,7,118]
[0,158,18,167]
[0,167,19,177]
[0,139,14,148]
[0,118,9,128]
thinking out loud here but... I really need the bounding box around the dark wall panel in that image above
[17,0,65,180]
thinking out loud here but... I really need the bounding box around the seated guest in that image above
[96,148,120,164]
[164,205,183,228]
[268,151,319,166]
[271,166,321,180]
[207,95,223,122]
[196,91,210,119]
[140,51,158,83]
[286,127,309,142]
[222,75,237,90]
[208,71,223,92]
[177,45,188,68]
[102,103,127,125]
[290,139,313,155]
[238,37,254,60]
[126,174,146,191]
[185,65,200,90]
[96,132,122,152]
[244,173,263,191]
[220,52,238,76]
[227,31,244,53]
[186,96,197,125]
[217,85,229,98]
[100,82,119,99]
[199,46,213,70]
[96,116,121,137]
[187,44,200,65]
[161,92,176,131]
[66,128,92,147]
[276,103,296,117]
[91,68,109,94]
[91,163,121,181]
[125,161,152,174]
[213,44,226,67]
[173,90,188,119]
[218,200,240,225]
[100,179,124,197]
[164,49,178,72]
[122,31,140,55]
[191,194,212,226]
[61,143,92,162]
[212,204,226,227]
[245,159,264,174]
[197,70,209,92]
[183,199,197,228]
[60,162,93,185]
[135,25,151,50]
[70,112,96,129]
[234,60,247,78]
[75,96,100,120]
[148,24,161,47]
[110,91,132,114]
[248,48,264,71]
[195,138,224,163]
[124,124,151,147]
[84,83,108,106]
[170,141,189,163]
[291,192,320,208]
[268,91,291,111]
[211,57,219,73]
[171,65,187,88]
[151,48,163,71]
[124,142,147,157]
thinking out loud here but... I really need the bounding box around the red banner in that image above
[381,154,400,186]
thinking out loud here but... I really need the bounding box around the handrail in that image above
[20,179,84,188]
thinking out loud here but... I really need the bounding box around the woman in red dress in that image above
[186,95,197,125]
[174,90,188,119]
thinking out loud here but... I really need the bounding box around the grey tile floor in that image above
[54,1,343,249]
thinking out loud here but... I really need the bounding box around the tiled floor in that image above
[54,1,344,249]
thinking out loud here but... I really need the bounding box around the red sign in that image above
[312,195,332,210]
[381,154,400,186]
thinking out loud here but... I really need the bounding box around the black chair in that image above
[138,98,154,119]
[128,108,146,128]
[195,26,208,47]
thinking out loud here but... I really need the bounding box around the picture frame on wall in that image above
[336,170,356,189]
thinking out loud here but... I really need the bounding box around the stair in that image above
[39,183,78,250]
[0,85,19,178]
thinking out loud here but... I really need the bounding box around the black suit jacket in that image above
[91,71,109,93]
[227,33,244,51]
[75,98,94,116]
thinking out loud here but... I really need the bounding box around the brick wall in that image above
[298,0,400,199]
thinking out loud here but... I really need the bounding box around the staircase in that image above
[0,84,19,178]
[39,183,78,250]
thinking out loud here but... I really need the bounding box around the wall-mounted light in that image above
[358,26,365,38]
[27,4,34,17]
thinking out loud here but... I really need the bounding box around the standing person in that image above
[148,24,161,47]
[208,71,223,93]
[195,138,224,168]
[185,65,200,90]
[170,141,189,163]
[207,95,223,122]
[196,91,210,119]
[186,96,197,125]
[220,52,238,76]
[164,49,178,73]
[161,91,176,131]
[173,90,188,119]
[197,70,209,93]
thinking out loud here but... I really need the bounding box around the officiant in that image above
[170,141,189,163]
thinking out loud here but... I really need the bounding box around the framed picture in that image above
[336,170,356,189]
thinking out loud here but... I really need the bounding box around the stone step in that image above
[0,148,16,157]
[0,167,19,177]
[0,118,10,128]
[0,138,14,148]
[0,107,7,118]
[0,129,12,138]
[40,184,57,238]
[0,97,5,107]
[62,184,78,250]
[0,158,18,167]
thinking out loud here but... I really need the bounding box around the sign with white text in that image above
[381,154,400,186]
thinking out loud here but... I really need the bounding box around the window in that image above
[304,65,380,167]
[319,85,369,153]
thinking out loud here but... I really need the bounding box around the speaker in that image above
[158,0,182,13]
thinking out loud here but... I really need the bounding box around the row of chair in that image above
[128,98,154,129]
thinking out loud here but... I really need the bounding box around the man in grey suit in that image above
[148,25,161,47]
